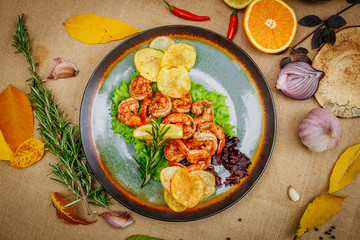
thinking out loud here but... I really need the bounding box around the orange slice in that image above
[243,0,297,53]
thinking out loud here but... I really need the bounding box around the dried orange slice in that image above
[243,0,297,53]
[10,138,45,168]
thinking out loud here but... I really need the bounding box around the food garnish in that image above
[64,14,141,44]
[47,57,79,80]
[163,0,210,21]
[242,0,297,53]
[226,10,238,41]
[133,123,183,140]
[132,117,171,187]
[0,85,33,152]
[298,108,342,153]
[99,211,133,229]
[126,235,164,240]
[276,61,324,100]
[13,14,110,211]
[329,144,360,194]
[296,194,345,237]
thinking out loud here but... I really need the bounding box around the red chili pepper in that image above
[226,9,238,40]
[163,0,210,21]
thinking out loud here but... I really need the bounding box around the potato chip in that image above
[160,166,182,192]
[187,173,206,208]
[191,170,216,198]
[161,43,196,71]
[157,65,191,98]
[134,48,164,82]
[149,36,175,52]
[171,167,191,206]
[164,189,187,212]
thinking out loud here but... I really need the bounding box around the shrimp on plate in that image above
[197,122,225,156]
[162,112,196,139]
[129,76,153,100]
[117,97,142,127]
[140,91,172,124]
[171,93,193,113]
[191,100,214,125]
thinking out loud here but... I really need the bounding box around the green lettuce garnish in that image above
[110,72,236,182]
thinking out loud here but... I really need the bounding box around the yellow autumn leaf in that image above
[64,14,141,44]
[296,194,345,237]
[0,130,13,161]
[10,138,45,168]
[329,144,360,194]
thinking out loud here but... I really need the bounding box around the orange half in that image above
[243,0,297,53]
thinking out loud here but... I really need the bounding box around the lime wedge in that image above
[133,124,183,140]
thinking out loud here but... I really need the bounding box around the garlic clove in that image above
[288,185,300,202]
[99,211,133,229]
[47,57,79,80]
[299,108,342,152]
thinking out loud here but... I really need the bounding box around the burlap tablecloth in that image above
[1,1,359,239]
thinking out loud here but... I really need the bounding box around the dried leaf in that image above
[9,138,44,168]
[296,194,345,237]
[311,28,325,49]
[64,14,141,44]
[326,15,347,28]
[99,211,133,229]
[0,85,33,151]
[298,15,322,27]
[329,144,360,194]
[347,0,360,3]
[0,130,13,161]
[50,192,94,225]
[291,47,309,55]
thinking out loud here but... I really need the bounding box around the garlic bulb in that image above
[299,108,342,152]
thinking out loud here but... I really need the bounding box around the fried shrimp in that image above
[129,76,153,100]
[173,139,212,162]
[187,157,211,171]
[192,131,218,157]
[164,139,186,163]
[171,93,193,113]
[191,100,214,125]
[162,112,196,139]
[140,91,172,124]
[197,122,225,156]
[117,97,142,127]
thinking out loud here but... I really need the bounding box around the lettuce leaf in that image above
[110,72,236,182]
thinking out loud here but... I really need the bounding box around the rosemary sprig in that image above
[133,117,170,187]
[12,14,110,212]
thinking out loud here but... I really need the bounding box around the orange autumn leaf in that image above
[10,138,45,168]
[0,85,33,151]
[50,192,95,225]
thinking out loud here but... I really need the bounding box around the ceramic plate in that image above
[80,25,276,221]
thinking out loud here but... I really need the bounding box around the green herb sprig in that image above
[12,14,110,213]
[133,117,170,188]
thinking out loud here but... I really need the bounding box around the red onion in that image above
[276,61,324,100]
[299,108,342,152]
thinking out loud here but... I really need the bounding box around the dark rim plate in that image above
[80,25,276,222]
